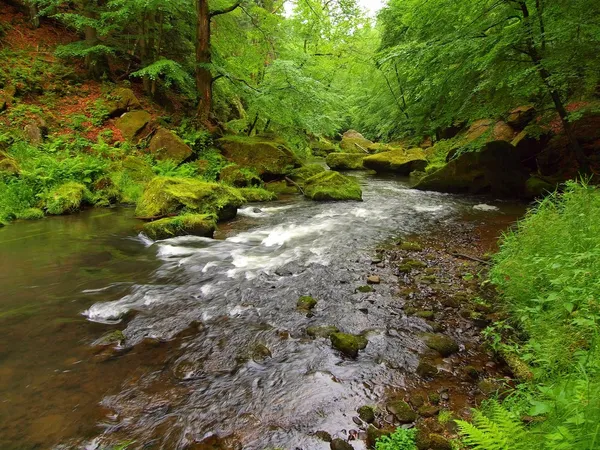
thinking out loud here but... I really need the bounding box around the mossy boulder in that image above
[422,333,459,357]
[148,128,193,163]
[265,180,298,195]
[303,171,362,201]
[363,148,427,174]
[310,138,338,157]
[142,214,216,240]
[297,295,317,311]
[306,325,339,338]
[525,176,554,199]
[0,151,19,175]
[120,156,155,182]
[330,438,353,450]
[106,87,141,117]
[330,332,368,358]
[116,110,151,141]
[288,163,326,182]
[357,405,375,423]
[325,152,366,170]
[217,136,301,178]
[237,187,277,202]
[44,182,88,215]
[387,400,417,423]
[135,176,245,221]
[219,165,261,187]
[340,130,373,153]
[416,359,438,378]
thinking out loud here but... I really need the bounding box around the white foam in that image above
[473,204,499,212]
[238,206,267,218]
[413,205,445,212]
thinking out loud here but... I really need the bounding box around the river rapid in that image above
[0,172,521,449]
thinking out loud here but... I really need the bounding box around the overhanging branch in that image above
[210,2,241,18]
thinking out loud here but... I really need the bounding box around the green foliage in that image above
[131,59,195,99]
[375,427,417,450]
[152,160,199,178]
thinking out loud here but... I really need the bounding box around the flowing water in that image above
[0,173,522,449]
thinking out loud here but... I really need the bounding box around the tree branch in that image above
[210,2,241,18]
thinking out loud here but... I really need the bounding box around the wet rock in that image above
[387,400,417,423]
[356,285,373,293]
[357,405,375,424]
[440,392,450,401]
[315,430,332,442]
[306,325,339,339]
[399,241,423,251]
[251,343,272,362]
[116,110,151,141]
[94,330,125,346]
[371,257,383,264]
[330,438,354,450]
[297,295,317,311]
[302,171,363,202]
[352,416,363,426]
[149,127,193,164]
[414,310,434,320]
[478,378,504,395]
[416,359,438,378]
[142,214,217,240]
[326,152,366,170]
[363,148,427,175]
[367,275,380,284]
[422,333,459,357]
[330,332,368,358]
[418,405,440,418]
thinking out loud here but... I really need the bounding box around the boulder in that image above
[106,87,141,117]
[44,182,88,215]
[525,176,554,199]
[142,214,216,240]
[135,176,245,221]
[414,141,530,197]
[330,332,368,358]
[325,152,365,170]
[148,128,193,163]
[116,110,151,141]
[302,171,362,201]
[306,325,339,339]
[507,105,535,129]
[340,130,373,153]
[219,164,261,187]
[310,138,338,157]
[357,406,375,424]
[288,164,326,182]
[237,187,277,202]
[422,333,459,357]
[0,152,19,175]
[120,156,155,182]
[387,400,417,423]
[363,149,427,174]
[217,136,301,178]
[464,119,516,143]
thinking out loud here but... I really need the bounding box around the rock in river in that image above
[330,332,368,358]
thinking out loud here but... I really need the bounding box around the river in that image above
[0,172,522,449]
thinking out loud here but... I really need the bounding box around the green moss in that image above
[399,241,423,251]
[330,332,368,358]
[238,187,277,202]
[115,110,151,141]
[302,171,362,201]
[142,213,217,240]
[148,128,193,163]
[0,151,19,174]
[306,325,339,338]
[363,148,427,174]
[17,208,44,220]
[44,181,88,215]
[387,400,417,423]
[297,295,317,311]
[95,330,125,346]
[135,176,245,221]
[288,163,326,182]
[357,405,376,423]
[219,165,262,187]
[414,310,434,319]
[422,333,459,357]
[325,152,365,170]
[340,130,373,152]
[356,285,374,293]
[265,180,298,195]
[120,156,155,182]
[397,259,427,273]
[310,138,338,157]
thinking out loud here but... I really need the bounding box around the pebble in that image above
[367,275,381,284]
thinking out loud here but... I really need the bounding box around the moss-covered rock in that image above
[340,130,373,153]
[366,425,392,449]
[356,285,373,293]
[397,259,427,273]
[330,438,353,450]
[288,163,327,182]
[238,187,277,202]
[44,182,88,215]
[115,110,151,141]
[422,333,459,357]
[135,176,245,221]
[217,135,301,178]
[416,359,438,378]
[525,176,554,199]
[414,310,435,320]
[358,405,375,423]
[306,325,339,338]
[219,165,261,187]
[0,151,19,174]
[142,214,216,240]
[265,180,298,195]
[106,87,141,117]
[310,138,338,157]
[399,241,423,251]
[303,171,362,201]
[325,152,365,170]
[120,155,155,182]
[297,295,317,311]
[363,148,427,174]
[387,400,417,423]
[94,329,125,346]
[148,127,193,163]
[330,332,368,358]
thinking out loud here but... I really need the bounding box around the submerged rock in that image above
[297,295,317,311]
[330,438,353,450]
[217,136,301,178]
[325,152,365,170]
[330,332,368,358]
[306,325,339,338]
[363,148,427,174]
[356,285,374,293]
[302,171,363,201]
[357,405,375,423]
[314,430,333,442]
[148,127,193,163]
[422,333,459,357]
[44,181,88,215]
[142,214,216,240]
[135,176,245,221]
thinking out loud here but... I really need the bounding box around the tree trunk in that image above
[196,0,212,123]
[82,1,109,79]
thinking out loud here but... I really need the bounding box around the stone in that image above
[366,425,392,449]
[251,343,272,362]
[525,176,554,199]
[356,285,373,293]
[416,359,438,378]
[219,164,261,187]
[315,430,332,442]
[330,332,368,358]
[429,434,452,450]
[302,171,363,201]
[217,135,301,178]
[106,87,141,117]
[24,123,44,145]
[422,333,459,357]
[330,438,353,450]
[116,110,151,141]
[142,214,216,240]
[357,405,375,424]
[297,295,317,311]
[44,182,88,215]
[387,400,417,423]
[310,138,338,157]
[148,128,193,163]
[507,105,535,129]
[326,152,366,170]
[367,275,380,284]
[306,326,339,339]
[363,149,427,175]
[340,130,373,153]
[288,163,326,182]
[418,405,440,418]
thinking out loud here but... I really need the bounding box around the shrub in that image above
[375,428,417,450]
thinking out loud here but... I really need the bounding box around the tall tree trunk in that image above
[196,0,212,123]
[82,1,109,79]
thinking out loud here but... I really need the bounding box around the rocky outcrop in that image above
[106,87,141,117]
[325,152,365,170]
[148,128,193,163]
[142,213,216,240]
[116,110,151,141]
[302,171,363,201]
[288,164,326,182]
[363,148,427,174]
[135,176,245,220]
[507,105,535,129]
[310,138,338,157]
[217,136,301,179]
[340,130,373,153]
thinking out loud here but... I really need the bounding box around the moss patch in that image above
[387,400,417,423]
[219,165,262,187]
[302,171,362,201]
[363,148,427,174]
[115,110,150,141]
[330,332,368,358]
[297,295,317,311]
[422,333,459,357]
[340,130,373,152]
[142,213,217,240]
[148,128,193,163]
[397,258,427,273]
[306,325,339,338]
[44,181,88,215]
[325,152,365,170]
[237,187,277,202]
[135,176,245,221]
[288,163,326,182]
[17,208,44,220]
